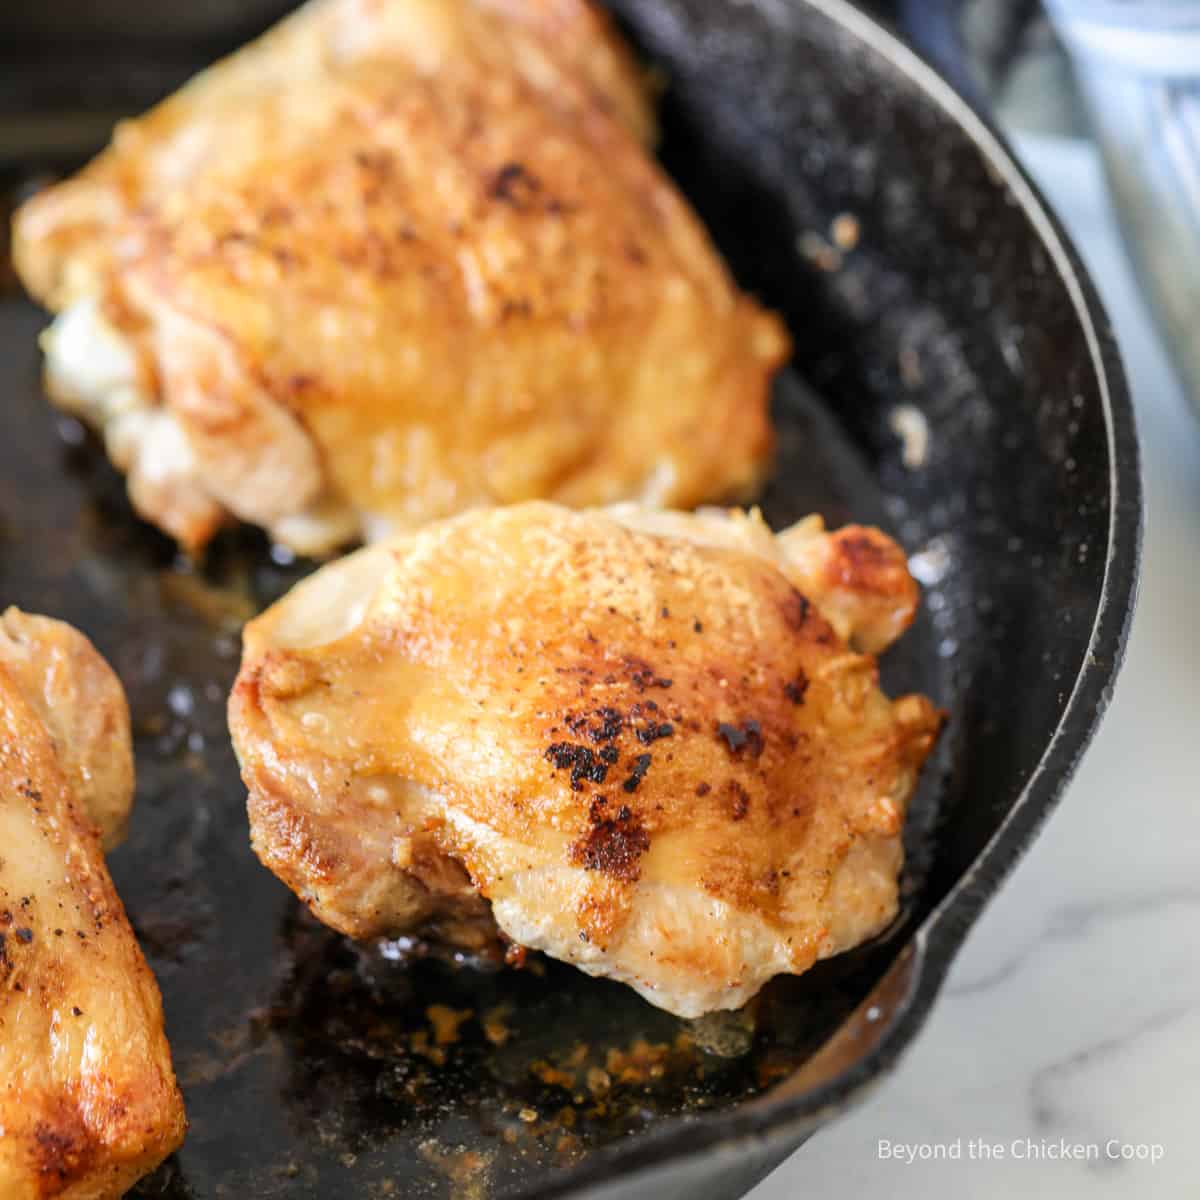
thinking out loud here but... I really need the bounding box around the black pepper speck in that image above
[717,720,764,757]
[621,754,653,793]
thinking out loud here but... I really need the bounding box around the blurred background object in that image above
[862,0,1084,131]
[1044,0,1200,422]
[872,0,1200,419]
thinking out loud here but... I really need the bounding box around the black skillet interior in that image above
[0,1,1137,1198]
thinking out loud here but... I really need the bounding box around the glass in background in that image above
[1045,1,1200,419]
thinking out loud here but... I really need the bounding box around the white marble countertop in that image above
[751,136,1200,1199]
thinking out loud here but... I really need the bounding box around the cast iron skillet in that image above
[0,1,1140,1197]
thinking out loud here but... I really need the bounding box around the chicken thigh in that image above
[230,503,940,1017]
[0,610,186,1199]
[13,0,789,555]
[0,610,134,850]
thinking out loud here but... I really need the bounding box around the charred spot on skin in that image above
[621,754,652,793]
[15,927,32,944]
[695,782,711,797]
[635,673,673,691]
[571,805,649,883]
[352,149,397,200]
[780,588,812,632]
[784,672,809,705]
[490,161,543,209]
[500,298,533,321]
[566,706,623,744]
[625,656,673,693]
[33,1110,93,1184]
[717,720,764,758]
[635,721,673,745]
[545,743,610,791]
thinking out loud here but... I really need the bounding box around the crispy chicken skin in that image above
[0,610,134,851]
[13,0,789,556]
[230,503,940,1017]
[0,611,186,1198]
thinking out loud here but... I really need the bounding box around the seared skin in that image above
[0,612,186,1199]
[13,0,788,555]
[0,610,134,850]
[230,503,940,1017]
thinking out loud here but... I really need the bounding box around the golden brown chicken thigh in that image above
[230,503,940,1017]
[13,0,789,556]
[0,610,134,850]
[0,610,186,1199]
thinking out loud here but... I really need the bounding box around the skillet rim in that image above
[521,0,1143,1194]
